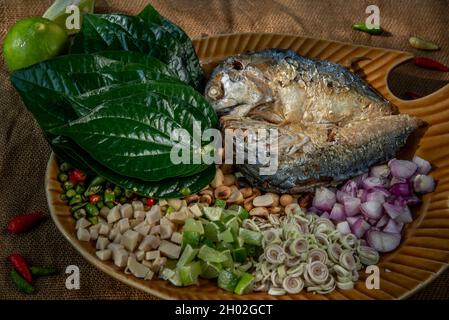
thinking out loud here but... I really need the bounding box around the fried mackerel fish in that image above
[205,49,424,193]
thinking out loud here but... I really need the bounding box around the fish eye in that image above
[231,60,243,70]
[207,85,223,100]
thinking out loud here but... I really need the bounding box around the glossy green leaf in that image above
[70,13,203,89]
[71,81,218,127]
[138,4,204,89]
[10,52,174,127]
[51,100,210,181]
[52,136,216,198]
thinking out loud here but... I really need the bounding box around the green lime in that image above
[3,17,68,71]
[234,272,254,295]
[43,0,95,35]
[217,270,239,292]
[200,261,222,279]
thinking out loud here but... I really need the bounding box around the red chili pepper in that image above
[7,211,44,234]
[8,253,33,283]
[72,169,86,182]
[89,194,101,204]
[146,198,156,207]
[414,57,449,72]
[405,91,423,100]
[68,171,79,186]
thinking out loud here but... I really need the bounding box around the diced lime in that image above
[43,0,95,35]
[225,216,240,234]
[234,273,255,295]
[179,261,201,286]
[177,244,198,267]
[202,207,222,221]
[216,241,234,252]
[220,250,234,269]
[232,247,247,263]
[168,270,182,286]
[218,229,234,243]
[198,245,227,263]
[184,218,204,234]
[221,209,238,222]
[239,228,263,246]
[160,267,176,281]
[3,17,68,71]
[214,199,226,208]
[203,221,224,242]
[218,270,240,292]
[235,235,245,248]
[228,205,250,220]
[202,238,216,249]
[200,261,222,279]
[181,231,200,250]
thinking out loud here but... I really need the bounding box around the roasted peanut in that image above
[215,185,231,200]
[240,187,253,198]
[268,206,282,214]
[200,194,213,205]
[227,187,244,204]
[244,202,254,212]
[249,207,269,217]
[184,194,199,204]
[210,168,224,188]
[253,194,275,207]
[223,174,236,186]
[280,194,294,207]
[252,188,261,197]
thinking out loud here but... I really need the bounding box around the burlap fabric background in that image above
[1,0,448,300]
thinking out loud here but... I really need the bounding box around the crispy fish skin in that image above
[206,49,425,193]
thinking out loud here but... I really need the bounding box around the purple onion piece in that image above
[360,201,383,220]
[320,212,330,220]
[390,183,411,197]
[362,177,385,190]
[383,202,403,220]
[370,164,390,178]
[413,174,436,194]
[395,205,413,224]
[389,159,418,179]
[336,190,349,203]
[346,216,360,226]
[351,218,371,238]
[336,221,351,235]
[343,196,361,216]
[366,230,401,252]
[313,187,336,212]
[383,219,404,233]
[357,189,368,202]
[330,203,346,222]
[342,180,358,197]
[366,191,386,204]
[413,155,432,175]
[375,214,389,228]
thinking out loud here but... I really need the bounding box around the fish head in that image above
[205,54,274,116]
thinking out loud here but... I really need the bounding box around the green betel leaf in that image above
[51,100,210,181]
[138,4,204,89]
[72,82,218,127]
[10,52,175,128]
[52,136,216,198]
[70,13,203,89]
